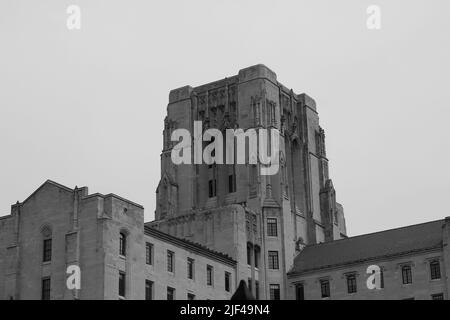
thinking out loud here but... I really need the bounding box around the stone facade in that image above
[150,64,347,299]
[287,218,450,300]
[0,180,236,300]
[0,64,348,300]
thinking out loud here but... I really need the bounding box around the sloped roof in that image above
[288,219,445,276]
[144,226,236,266]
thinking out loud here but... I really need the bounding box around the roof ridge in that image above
[144,226,235,262]
[304,218,445,249]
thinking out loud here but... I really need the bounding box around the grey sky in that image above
[1,0,449,236]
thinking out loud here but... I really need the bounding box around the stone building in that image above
[0,180,236,300]
[149,64,347,299]
[287,218,450,300]
[0,64,347,300]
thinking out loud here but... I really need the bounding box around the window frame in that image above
[145,242,153,265]
[268,251,279,270]
[206,265,214,286]
[118,271,126,298]
[267,218,278,237]
[402,265,413,284]
[145,280,153,300]
[320,279,330,298]
[119,232,127,257]
[430,260,441,280]
[167,287,175,300]
[346,274,357,294]
[269,284,280,300]
[225,271,231,292]
[42,238,52,263]
[295,283,305,300]
[431,293,444,300]
[41,277,51,300]
[187,258,195,280]
[167,250,174,273]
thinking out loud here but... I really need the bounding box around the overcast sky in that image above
[1,0,449,236]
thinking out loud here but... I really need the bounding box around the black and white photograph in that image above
[0,0,449,308]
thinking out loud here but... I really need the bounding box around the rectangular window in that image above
[255,280,259,300]
[402,265,412,284]
[248,278,252,293]
[247,245,252,265]
[430,261,441,280]
[228,174,236,193]
[187,258,195,280]
[119,233,126,256]
[167,250,174,273]
[119,272,126,298]
[208,165,217,198]
[347,274,357,294]
[187,293,195,300]
[146,242,153,265]
[431,293,444,300]
[254,247,260,269]
[43,239,52,262]
[268,251,279,270]
[207,265,214,286]
[296,283,305,300]
[267,218,278,237]
[225,272,231,292]
[269,284,280,300]
[145,280,153,300]
[167,287,175,300]
[41,278,51,300]
[320,280,330,298]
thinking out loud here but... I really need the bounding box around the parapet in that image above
[169,85,194,104]
[238,64,277,84]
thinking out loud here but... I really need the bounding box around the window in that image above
[247,278,252,293]
[296,283,305,300]
[431,293,444,300]
[254,246,260,269]
[167,287,175,300]
[225,272,231,292]
[269,284,280,300]
[402,265,412,284]
[187,293,195,300]
[268,251,279,270]
[208,165,217,197]
[320,279,330,298]
[430,261,441,280]
[247,244,252,265]
[228,173,236,193]
[119,232,126,256]
[167,250,174,273]
[43,238,52,263]
[41,278,51,300]
[145,280,153,300]
[187,258,195,280]
[119,272,126,298]
[267,218,278,237]
[146,243,153,265]
[255,280,259,300]
[206,265,214,286]
[346,274,357,294]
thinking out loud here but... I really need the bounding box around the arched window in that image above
[119,232,127,257]
[41,225,52,263]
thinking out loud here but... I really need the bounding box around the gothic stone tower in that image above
[148,64,347,299]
